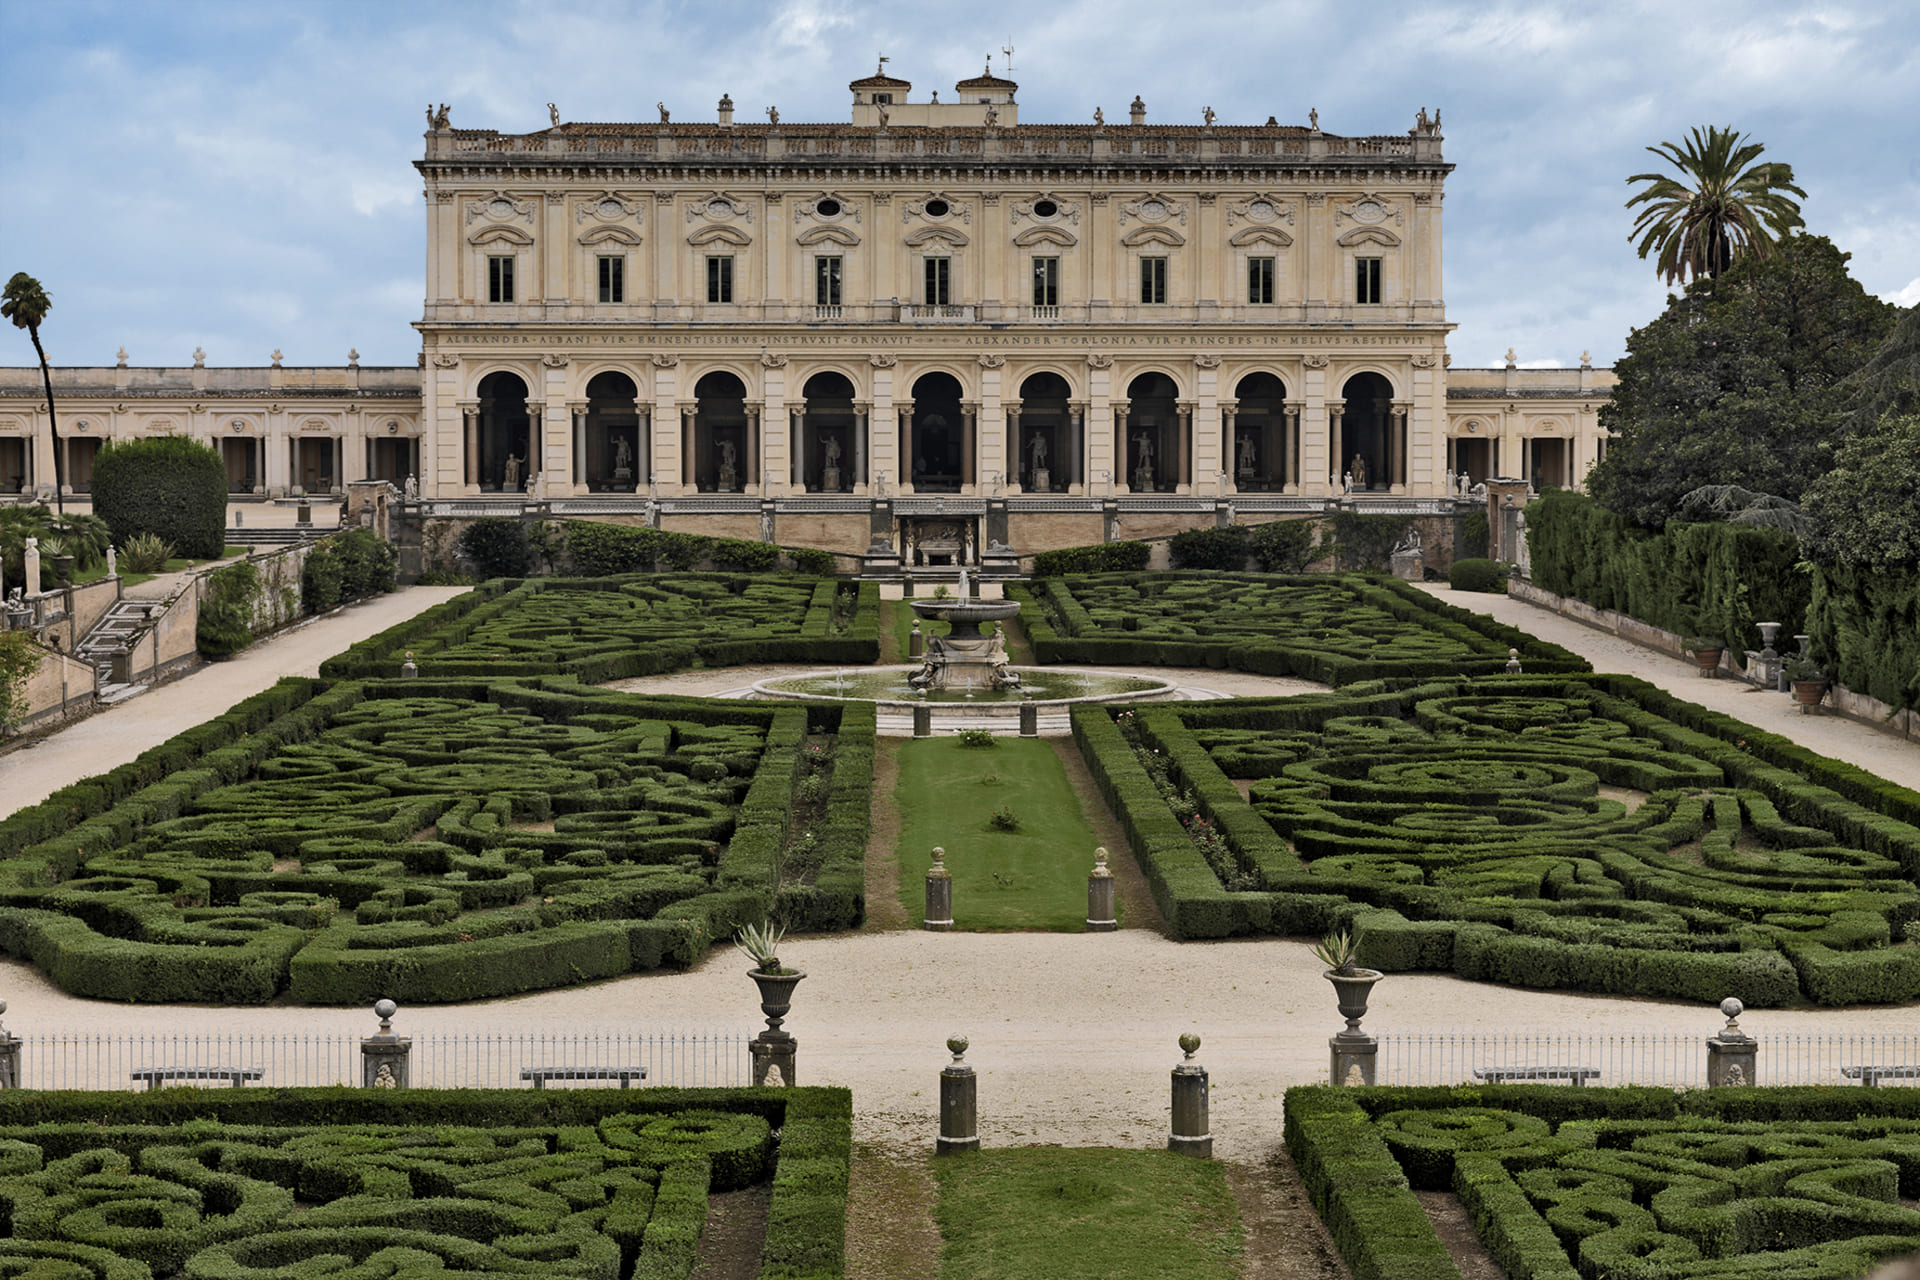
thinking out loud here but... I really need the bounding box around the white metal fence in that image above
[1377,1031,1920,1089]
[9,1031,750,1092]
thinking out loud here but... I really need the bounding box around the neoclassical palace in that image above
[0,65,1614,557]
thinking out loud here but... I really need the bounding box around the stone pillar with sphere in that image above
[361,999,411,1087]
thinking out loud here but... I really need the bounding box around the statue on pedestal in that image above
[717,439,738,492]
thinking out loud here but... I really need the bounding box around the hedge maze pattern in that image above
[0,678,873,1004]
[1078,675,1920,1005]
[1015,573,1588,682]
[322,575,878,682]
[1288,1088,1920,1280]
[0,1089,849,1280]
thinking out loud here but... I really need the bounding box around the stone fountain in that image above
[908,568,1023,692]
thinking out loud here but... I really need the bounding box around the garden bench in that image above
[130,1066,263,1090]
[1472,1065,1599,1086]
[1840,1065,1920,1087]
[520,1066,648,1089]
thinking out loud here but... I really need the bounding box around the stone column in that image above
[790,407,806,492]
[1176,401,1195,491]
[360,999,411,1087]
[852,400,870,492]
[937,1035,979,1155]
[924,846,953,929]
[744,402,762,492]
[1328,403,1345,491]
[460,401,480,489]
[1168,1033,1211,1158]
[680,403,698,489]
[522,400,544,493]
[960,401,979,490]
[636,405,652,489]
[1705,998,1757,1087]
[1389,404,1408,492]
[898,401,915,494]
[1220,401,1238,495]
[1004,399,1023,491]
[1086,848,1116,931]
[569,401,587,488]
[1067,400,1088,493]
[1111,400,1131,494]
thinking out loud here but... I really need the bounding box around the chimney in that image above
[1129,95,1146,126]
[717,93,734,127]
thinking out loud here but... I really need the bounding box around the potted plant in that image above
[1785,655,1830,713]
[1313,929,1383,1037]
[736,921,804,1041]
[1683,635,1725,678]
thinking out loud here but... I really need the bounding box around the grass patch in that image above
[894,736,1107,931]
[933,1147,1243,1280]
[881,598,950,665]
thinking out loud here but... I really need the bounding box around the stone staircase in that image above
[225,526,317,548]
[74,597,168,702]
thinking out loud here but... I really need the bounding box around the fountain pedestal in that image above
[909,590,1024,693]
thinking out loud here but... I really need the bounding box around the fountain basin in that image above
[909,596,1022,639]
[753,665,1177,708]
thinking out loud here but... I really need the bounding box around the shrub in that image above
[1324,511,1413,571]
[89,435,227,559]
[197,560,261,657]
[954,728,997,749]
[1249,519,1320,572]
[1032,540,1152,576]
[459,517,533,579]
[118,530,174,574]
[988,805,1019,831]
[1447,558,1506,592]
[1169,525,1250,570]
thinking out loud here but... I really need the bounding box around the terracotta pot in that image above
[1325,967,1384,1037]
[1691,647,1724,677]
[1790,679,1829,713]
[748,968,806,1041]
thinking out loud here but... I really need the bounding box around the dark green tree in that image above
[1586,235,1894,528]
[1,273,65,515]
[1801,411,1920,568]
[1836,302,1920,432]
[90,435,228,559]
[1627,126,1806,285]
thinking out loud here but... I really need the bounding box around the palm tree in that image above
[1626,126,1806,286]
[1,273,65,515]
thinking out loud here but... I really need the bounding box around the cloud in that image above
[1886,278,1920,308]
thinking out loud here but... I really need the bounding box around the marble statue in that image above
[503,454,521,491]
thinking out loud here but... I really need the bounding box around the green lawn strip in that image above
[894,736,1101,931]
[933,1147,1243,1280]
[882,597,951,665]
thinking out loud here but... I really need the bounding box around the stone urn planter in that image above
[748,968,806,1042]
[1790,679,1830,714]
[1325,968,1386,1037]
[1687,643,1724,677]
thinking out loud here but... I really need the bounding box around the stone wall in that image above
[16,641,96,731]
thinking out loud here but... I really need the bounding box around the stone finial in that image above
[271,349,283,367]
[115,346,128,367]
[947,1034,969,1063]
[1091,847,1112,879]
[930,846,945,869]
[1719,996,1745,1038]
[347,348,360,367]
[375,998,398,1034]
[193,346,207,368]
[1179,1032,1201,1061]
[1504,347,1517,369]
[1129,95,1146,125]
[1580,349,1593,369]
[1505,648,1522,674]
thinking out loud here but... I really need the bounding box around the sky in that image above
[2,0,1916,373]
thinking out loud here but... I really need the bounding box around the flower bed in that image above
[0,1086,850,1280]
[1011,573,1587,682]
[322,575,879,681]
[0,678,873,1004]
[1286,1084,1920,1280]
[1074,674,1920,1005]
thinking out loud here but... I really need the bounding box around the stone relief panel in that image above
[466,192,535,225]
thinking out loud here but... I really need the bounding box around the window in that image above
[1140,256,1168,305]
[597,256,624,304]
[1031,256,1059,307]
[1248,256,1275,305]
[487,256,514,303]
[924,256,951,305]
[707,255,734,304]
[815,256,843,306]
[1355,257,1382,305]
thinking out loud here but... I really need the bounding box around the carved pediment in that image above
[905,225,969,248]
[579,225,642,246]
[1013,226,1077,248]
[794,192,861,225]
[1227,195,1295,228]
[1336,226,1401,248]
[469,225,535,246]
[797,224,860,247]
[688,224,752,247]
[902,192,971,225]
[687,192,753,224]
[1011,194,1081,226]
[577,192,644,225]
[1335,194,1403,228]
[1229,226,1293,248]
[1121,225,1186,248]
[1119,193,1187,227]
[466,192,535,225]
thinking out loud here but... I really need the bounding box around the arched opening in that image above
[798,371,858,493]
[1337,372,1397,492]
[690,371,752,493]
[584,371,642,492]
[1015,372,1074,492]
[906,372,966,493]
[1448,427,1494,488]
[1121,373,1183,493]
[478,371,531,492]
[1230,373,1289,492]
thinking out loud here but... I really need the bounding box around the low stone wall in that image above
[1509,578,1920,743]
[16,642,97,731]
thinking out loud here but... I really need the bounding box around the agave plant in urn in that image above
[1314,929,1383,1038]
[736,921,805,1041]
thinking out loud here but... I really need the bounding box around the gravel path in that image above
[1,581,1917,1164]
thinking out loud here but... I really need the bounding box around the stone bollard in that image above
[937,1035,979,1155]
[1019,696,1038,738]
[909,621,923,658]
[400,650,418,679]
[924,847,953,930]
[234,510,244,528]
[1705,997,1756,1087]
[1168,1033,1212,1158]
[913,703,932,737]
[361,998,412,1087]
[1505,647,1523,674]
[1086,847,1117,932]
[0,1001,20,1089]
